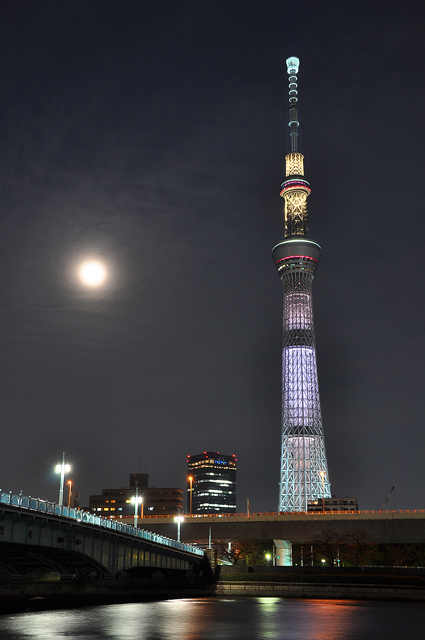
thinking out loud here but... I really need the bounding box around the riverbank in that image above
[0,582,214,614]
[216,580,425,601]
[216,566,425,601]
[2,566,425,613]
[1,582,424,613]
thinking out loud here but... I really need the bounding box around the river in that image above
[0,597,424,639]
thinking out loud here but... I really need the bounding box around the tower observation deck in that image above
[272,57,331,512]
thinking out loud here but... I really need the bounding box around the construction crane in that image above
[377,486,395,510]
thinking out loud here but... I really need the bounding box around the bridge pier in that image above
[205,548,218,573]
[274,540,292,566]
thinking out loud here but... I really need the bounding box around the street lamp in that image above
[188,476,193,515]
[174,511,184,542]
[319,471,325,513]
[131,486,143,529]
[55,453,71,506]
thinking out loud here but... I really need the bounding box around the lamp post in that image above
[188,476,193,515]
[319,471,325,513]
[67,480,72,507]
[174,510,184,542]
[55,453,71,506]
[131,486,143,529]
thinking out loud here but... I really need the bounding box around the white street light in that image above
[131,486,143,529]
[55,453,71,506]
[174,511,184,542]
[79,260,107,287]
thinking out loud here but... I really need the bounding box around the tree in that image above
[380,543,414,567]
[215,540,244,565]
[342,531,378,567]
[409,544,425,567]
[313,530,343,566]
[215,540,273,565]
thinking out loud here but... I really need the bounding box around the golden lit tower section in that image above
[272,57,331,512]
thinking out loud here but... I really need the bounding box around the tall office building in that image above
[187,452,237,514]
[272,57,331,512]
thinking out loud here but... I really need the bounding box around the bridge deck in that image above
[136,510,425,545]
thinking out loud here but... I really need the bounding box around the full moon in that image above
[79,260,107,287]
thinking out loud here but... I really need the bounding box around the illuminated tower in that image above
[272,57,331,512]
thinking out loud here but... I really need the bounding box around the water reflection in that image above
[1,608,102,639]
[1,597,425,640]
[254,597,361,640]
[101,599,216,640]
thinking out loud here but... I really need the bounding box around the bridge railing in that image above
[0,490,204,557]
[133,509,425,518]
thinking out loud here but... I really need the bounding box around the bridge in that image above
[137,510,425,565]
[0,491,205,579]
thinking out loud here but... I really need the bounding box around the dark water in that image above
[1,597,425,639]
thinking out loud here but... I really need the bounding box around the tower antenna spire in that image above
[286,56,300,153]
[278,55,310,238]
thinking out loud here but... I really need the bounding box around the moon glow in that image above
[79,260,107,287]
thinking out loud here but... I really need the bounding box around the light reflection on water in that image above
[1,597,425,639]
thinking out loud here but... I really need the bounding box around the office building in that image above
[308,497,359,512]
[89,473,183,519]
[187,452,236,514]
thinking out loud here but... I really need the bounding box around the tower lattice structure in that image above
[272,57,331,512]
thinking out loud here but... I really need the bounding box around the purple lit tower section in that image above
[272,57,331,512]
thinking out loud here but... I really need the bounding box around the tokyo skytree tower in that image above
[272,57,331,512]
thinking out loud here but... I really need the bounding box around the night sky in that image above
[1,1,425,512]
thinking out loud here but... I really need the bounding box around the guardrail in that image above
[0,490,204,558]
[136,509,425,519]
